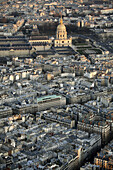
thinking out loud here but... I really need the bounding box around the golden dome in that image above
[56,17,67,40]
[57,17,66,32]
[57,24,66,31]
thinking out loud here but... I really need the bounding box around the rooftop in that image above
[37,95,62,102]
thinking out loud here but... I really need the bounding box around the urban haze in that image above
[0,0,113,170]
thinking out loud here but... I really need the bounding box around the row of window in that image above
[56,41,70,43]
[59,35,65,37]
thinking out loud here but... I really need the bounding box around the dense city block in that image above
[0,0,113,170]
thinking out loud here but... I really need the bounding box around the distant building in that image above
[77,121,110,145]
[13,95,66,114]
[94,140,113,170]
[37,95,66,111]
[29,17,72,49]
[54,17,72,47]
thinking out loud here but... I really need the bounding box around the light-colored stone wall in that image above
[32,45,51,51]
[29,39,52,44]
[54,38,72,47]
[0,49,34,57]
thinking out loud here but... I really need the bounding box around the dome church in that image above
[54,17,72,47]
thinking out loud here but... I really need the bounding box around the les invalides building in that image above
[54,17,72,47]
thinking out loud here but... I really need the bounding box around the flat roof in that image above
[37,95,61,102]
